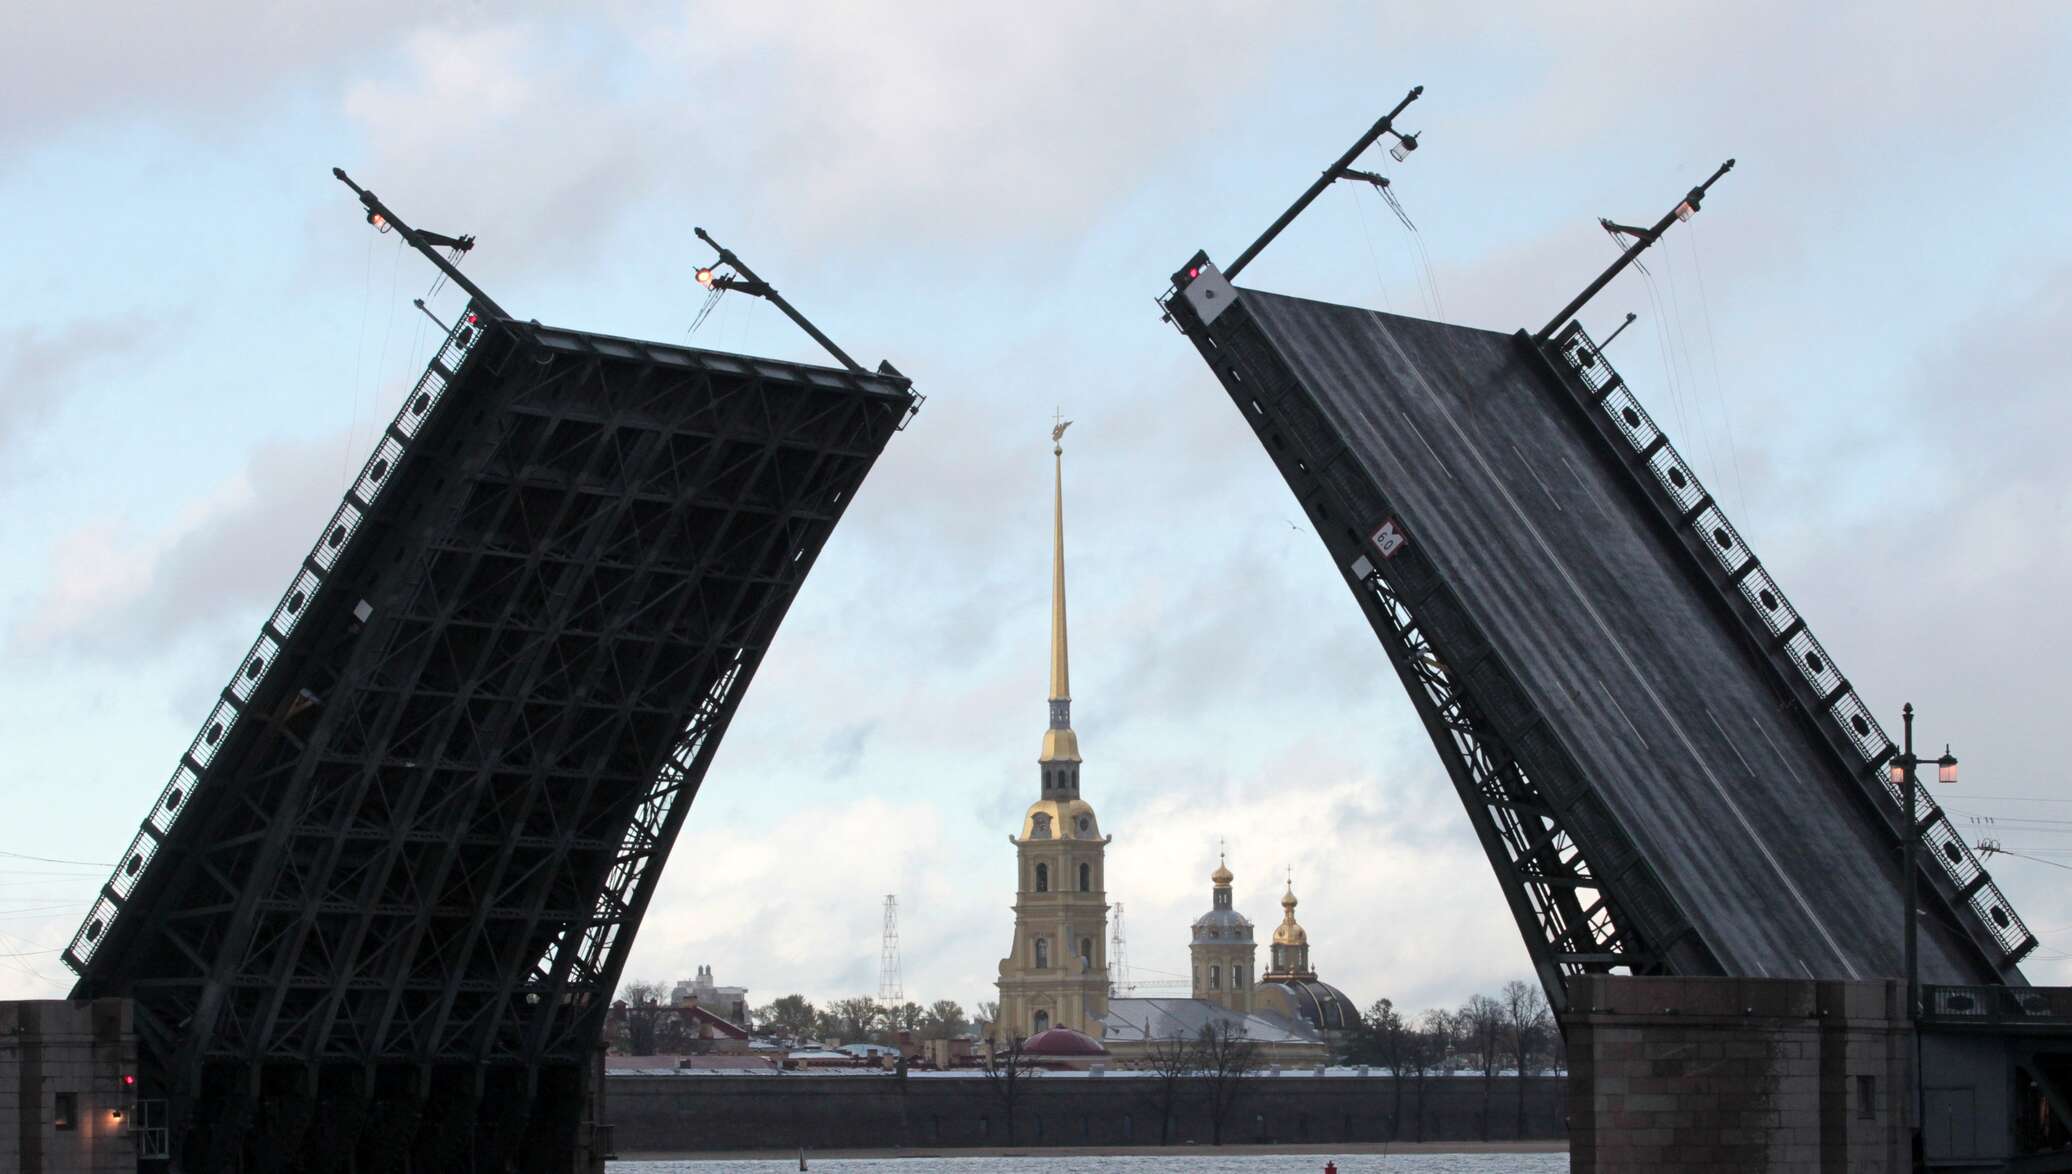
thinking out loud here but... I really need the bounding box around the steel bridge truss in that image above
[64,305,916,1169]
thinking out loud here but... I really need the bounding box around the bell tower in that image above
[995,416,1110,1040]
[1189,849,1256,1014]
[1264,872,1317,981]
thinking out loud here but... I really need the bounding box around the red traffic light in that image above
[121,1073,136,1087]
[1188,266,1201,280]
[465,312,479,326]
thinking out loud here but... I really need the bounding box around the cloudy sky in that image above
[4,3,2070,1019]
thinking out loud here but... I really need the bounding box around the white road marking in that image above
[1559,454,1592,495]
[1513,444,1566,514]
[1400,412,1453,480]
[1365,319,1860,979]
[1598,679,1649,750]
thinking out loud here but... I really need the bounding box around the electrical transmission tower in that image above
[879,894,903,1005]
[1109,901,1130,996]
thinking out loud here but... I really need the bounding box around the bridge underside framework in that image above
[1162,264,2035,1013]
[63,306,915,1171]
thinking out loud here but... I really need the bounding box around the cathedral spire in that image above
[1040,413,1081,769]
[1049,412,1072,710]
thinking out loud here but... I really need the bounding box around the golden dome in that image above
[1022,797,1100,841]
[1210,861,1233,886]
[1039,727,1081,764]
[1272,881,1308,945]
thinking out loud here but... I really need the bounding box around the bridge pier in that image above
[1565,976,2072,1171]
[1564,975,1912,1172]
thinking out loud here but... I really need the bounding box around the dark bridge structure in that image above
[61,179,917,1171]
[1157,100,2072,1164]
[1160,272,2035,1002]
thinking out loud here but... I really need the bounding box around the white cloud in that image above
[11,432,349,653]
[8,0,2072,1013]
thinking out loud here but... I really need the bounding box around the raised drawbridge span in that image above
[61,179,917,1171]
[1160,266,2036,1012]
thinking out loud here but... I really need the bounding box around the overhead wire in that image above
[1602,223,1693,441]
[345,231,377,489]
[1348,186,1395,313]
[0,848,115,867]
[1633,251,1695,444]
[1983,847,2072,873]
[687,285,726,336]
[1377,181,1445,319]
[1685,223,1749,515]
[1655,245,1723,489]
[366,238,406,448]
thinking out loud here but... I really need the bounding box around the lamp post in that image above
[1886,702,1959,1019]
[1887,702,1957,1171]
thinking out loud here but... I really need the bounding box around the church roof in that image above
[1099,998,1321,1046]
[1021,797,1100,841]
[1190,907,1252,939]
[1024,1026,1106,1056]
[1260,978,1360,1033]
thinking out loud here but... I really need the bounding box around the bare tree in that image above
[1195,1021,1260,1145]
[615,980,667,1056]
[1364,997,1407,1139]
[977,1033,1042,1144]
[1461,994,1506,1139]
[1135,1024,1198,1145]
[1501,979,1554,1138]
[1410,1008,1457,1142]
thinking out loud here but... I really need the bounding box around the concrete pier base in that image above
[1564,975,1911,1173]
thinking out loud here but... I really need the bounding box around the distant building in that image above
[1103,863,1330,1067]
[1255,877,1361,1053]
[994,424,1112,1041]
[990,427,1344,1068]
[670,963,748,1028]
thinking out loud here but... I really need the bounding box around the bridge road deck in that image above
[1237,288,1989,985]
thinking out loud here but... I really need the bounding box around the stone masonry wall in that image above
[1565,975,1910,1173]
[607,1070,1567,1152]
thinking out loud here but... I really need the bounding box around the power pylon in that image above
[1109,901,1130,996]
[878,894,903,1005]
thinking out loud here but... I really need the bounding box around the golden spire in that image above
[1039,411,1081,766]
[1049,410,1072,704]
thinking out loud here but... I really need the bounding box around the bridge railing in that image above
[1922,983,2072,1027]
[1547,321,2036,973]
[64,305,489,973]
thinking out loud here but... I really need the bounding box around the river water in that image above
[615,1156,1565,1173]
